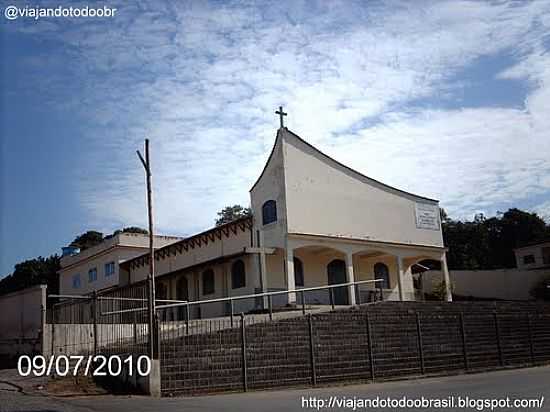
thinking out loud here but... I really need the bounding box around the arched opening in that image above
[327,259,348,305]
[294,257,304,287]
[262,200,277,225]
[202,269,215,295]
[374,262,390,289]
[231,259,246,289]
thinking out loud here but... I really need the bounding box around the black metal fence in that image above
[159,302,550,396]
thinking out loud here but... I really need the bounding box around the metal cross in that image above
[275,106,287,128]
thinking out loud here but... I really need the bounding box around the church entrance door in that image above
[327,259,348,305]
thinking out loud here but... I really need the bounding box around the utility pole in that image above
[137,139,158,362]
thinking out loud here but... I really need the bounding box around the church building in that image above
[118,119,452,318]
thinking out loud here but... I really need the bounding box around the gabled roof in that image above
[250,127,438,203]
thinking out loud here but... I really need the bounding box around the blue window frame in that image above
[105,261,115,277]
[72,274,81,289]
[262,200,277,225]
[88,267,97,283]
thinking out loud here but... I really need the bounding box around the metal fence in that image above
[45,279,383,359]
[46,283,153,356]
[159,304,550,395]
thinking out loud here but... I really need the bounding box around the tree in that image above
[70,230,104,251]
[215,205,252,226]
[442,208,549,270]
[0,255,60,296]
[105,226,148,239]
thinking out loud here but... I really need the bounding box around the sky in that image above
[1,0,550,278]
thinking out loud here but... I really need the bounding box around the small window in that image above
[231,259,246,289]
[88,268,97,283]
[262,200,277,225]
[72,274,81,289]
[374,262,390,289]
[523,255,535,265]
[202,269,215,295]
[294,257,304,287]
[105,262,115,277]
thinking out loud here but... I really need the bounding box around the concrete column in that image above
[441,254,453,302]
[345,252,356,306]
[257,230,269,309]
[285,247,296,305]
[397,256,405,301]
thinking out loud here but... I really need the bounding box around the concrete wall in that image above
[59,234,180,295]
[250,130,288,250]
[0,285,46,358]
[515,242,550,270]
[422,268,550,300]
[155,254,259,320]
[128,227,252,284]
[281,129,444,248]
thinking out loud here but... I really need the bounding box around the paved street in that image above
[1,366,549,412]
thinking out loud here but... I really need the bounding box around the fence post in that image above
[308,314,317,386]
[268,295,273,321]
[92,291,98,356]
[494,312,504,366]
[378,283,384,301]
[230,299,234,328]
[240,313,248,392]
[51,306,56,356]
[527,313,535,365]
[301,290,306,315]
[133,311,138,346]
[366,312,375,381]
[415,311,425,374]
[459,312,468,371]
[329,289,335,310]
[185,304,190,336]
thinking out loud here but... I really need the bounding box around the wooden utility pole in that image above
[137,139,158,360]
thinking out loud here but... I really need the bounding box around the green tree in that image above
[0,255,60,296]
[70,230,104,251]
[442,208,549,270]
[105,226,148,239]
[215,205,251,226]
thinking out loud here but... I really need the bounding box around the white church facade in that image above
[114,125,452,318]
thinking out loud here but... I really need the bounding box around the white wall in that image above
[423,268,550,300]
[0,285,46,357]
[250,130,288,249]
[281,129,444,248]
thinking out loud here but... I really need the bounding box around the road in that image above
[1,366,549,411]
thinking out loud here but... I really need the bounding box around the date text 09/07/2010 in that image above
[17,355,151,377]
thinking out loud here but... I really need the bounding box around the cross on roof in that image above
[275,106,287,128]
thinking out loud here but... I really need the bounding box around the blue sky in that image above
[1,0,550,278]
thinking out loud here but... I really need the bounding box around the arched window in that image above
[231,259,246,289]
[155,282,168,300]
[262,200,277,225]
[294,257,304,287]
[202,269,215,295]
[374,262,390,289]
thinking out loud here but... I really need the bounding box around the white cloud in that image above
[6,0,550,233]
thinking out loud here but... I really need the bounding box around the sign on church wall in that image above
[415,202,440,230]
